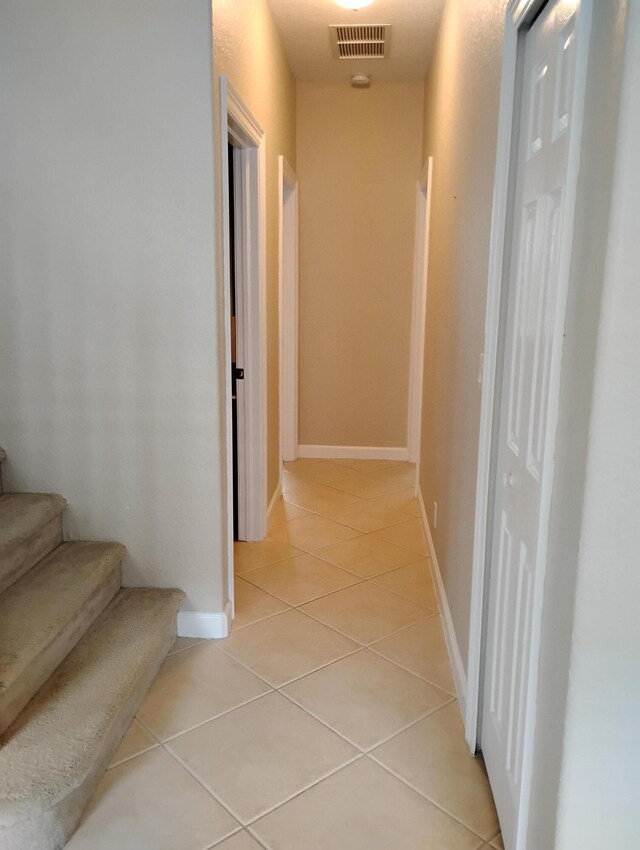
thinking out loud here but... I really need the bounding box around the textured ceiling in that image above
[267,0,446,83]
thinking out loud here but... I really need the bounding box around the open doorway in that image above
[220,78,268,607]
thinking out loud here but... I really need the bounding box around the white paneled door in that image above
[481,1,582,846]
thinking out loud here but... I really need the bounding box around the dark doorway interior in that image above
[228,142,239,540]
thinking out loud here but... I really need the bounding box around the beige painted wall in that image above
[213,0,296,507]
[0,0,225,617]
[296,82,424,449]
[418,0,506,667]
[420,0,636,841]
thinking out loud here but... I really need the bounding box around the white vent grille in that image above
[330,25,390,60]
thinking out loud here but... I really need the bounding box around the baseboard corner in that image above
[177,601,232,640]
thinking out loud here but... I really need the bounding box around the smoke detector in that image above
[330,25,390,60]
[351,73,371,88]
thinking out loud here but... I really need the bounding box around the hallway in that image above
[67,459,501,849]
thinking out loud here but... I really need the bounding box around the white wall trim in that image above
[177,601,232,639]
[416,485,467,713]
[407,157,433,466]
[220,77,268,555]
[267,479,282,519]
[279,155,299,464]
[298,445,409,461]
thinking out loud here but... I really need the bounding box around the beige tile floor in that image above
[67,459,503,850]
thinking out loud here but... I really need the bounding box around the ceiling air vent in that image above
[330,25,390,60]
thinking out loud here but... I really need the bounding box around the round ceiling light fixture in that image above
[351,73,371,88]
[335,0,375,10]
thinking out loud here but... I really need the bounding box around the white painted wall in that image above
[0,1,227,616]
[525,1,631,845]
[553,4,640,845]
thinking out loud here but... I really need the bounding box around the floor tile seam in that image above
[281,491,365,512]
[291,475,412,499]
[366,752,491,844]
[364,576,439,616]
[300,546,418,579]
[275,678,371,751]
[169,731,362,830]
[106,737,160,771]
[168,639,206,657]
[278,674,452,754]
[234,553,300,575]
[358,462,412,478]
[240,555,366,587]
[205,826,247,849]
[366,642,458,695]
[206,639,286,688]
[236,575,299,601]
[239,575,368,609]
[299,506,416,534]
[240,753,367,831]
[213,623,362,689]
[148,687,275,746]
[367,608,440,644]
[226,606,293,633]
[162,741,247,831]
[282,476,369,500]
[365,528,428,554]
[112,722,243,841]
[265,531,365,556]
[332,460,406,474]
[207,832,270,850]
[358,698,458,753]
[356,498,421,520]
[296,600,434,648]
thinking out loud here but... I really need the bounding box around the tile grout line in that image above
[167,727,364,833]
[240,754,368,831]
[154,686,275,746]
[236,561,435,615]
[367,642,457,696]
[279,682,456,756]
[212,627,363,689]
[294,599,434,648]
[366,750,492,843]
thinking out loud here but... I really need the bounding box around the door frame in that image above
[220,76,268,574]
[466,0,593,842]
[279,156,299,465]
[408,157,433,470]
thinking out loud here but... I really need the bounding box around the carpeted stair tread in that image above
[0,542,126,737]
[0,494,66,556]
[0,587,183,848]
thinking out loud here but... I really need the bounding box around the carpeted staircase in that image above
[0,447,184,850]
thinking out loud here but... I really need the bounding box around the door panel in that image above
[481,1,579,845]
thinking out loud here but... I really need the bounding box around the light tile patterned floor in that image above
[67,459,502,850]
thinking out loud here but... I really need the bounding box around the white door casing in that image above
[220,77,268,581]
[279,156,299,464]
[408,158,433,471]
[470,1,593,847]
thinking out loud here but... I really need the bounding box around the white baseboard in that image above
[298,445,409,461]
[177,601,232,639]
[416,486,468,713]
[267,480,282,519]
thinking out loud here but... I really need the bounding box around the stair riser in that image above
[0,617,177,850]
[0,516,62,596]
[0,563,123,740]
